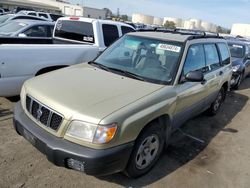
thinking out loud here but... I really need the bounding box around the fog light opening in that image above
[67,158,85,172]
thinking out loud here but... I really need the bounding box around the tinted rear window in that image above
[50,14,63,21]
[54,20,94,43]
[102,24,119,46]
[228,42,245,58]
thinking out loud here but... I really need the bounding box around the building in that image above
[30,0,83,16]
[132,13,154,25]
[153,17,163,26]
[231,24,250,37]
[1,0,107,18]
[0,0,61,14]
[82,6,106,19]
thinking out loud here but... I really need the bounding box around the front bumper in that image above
[230,71,241,86]
[13,102,134,176]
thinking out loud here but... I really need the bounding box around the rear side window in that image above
[24,25,47,37]
[28,13,36,16]
[183,44,206,75]
[38,13,48,19]
[54,20,95,43]
[121,26,135,35]
[218,43,230,65]
[102,24,119,47]
[50,14,63,21]
[204,44,220,71]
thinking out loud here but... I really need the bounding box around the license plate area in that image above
[23,129,36,146]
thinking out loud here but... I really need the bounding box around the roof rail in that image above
[138,27,223,40]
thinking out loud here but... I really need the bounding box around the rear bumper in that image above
[13,102,134,176]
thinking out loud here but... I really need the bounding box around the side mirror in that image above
[247,54,250,60]
[18,33,27,37]
[185,71,204,82]
[124,51,130,57]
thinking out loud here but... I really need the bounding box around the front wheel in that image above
[207,87,225,116]
[233,72,244,90]
[124,122,165,178]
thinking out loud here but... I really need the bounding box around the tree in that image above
[121,15,128,21]
[164,21,176,29]
[217,26,231,34]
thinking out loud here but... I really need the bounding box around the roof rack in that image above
[138,27,223,40]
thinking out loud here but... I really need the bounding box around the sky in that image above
[69,0,250,28]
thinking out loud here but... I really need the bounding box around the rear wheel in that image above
[207,87,225,116]
[124,122,165,178]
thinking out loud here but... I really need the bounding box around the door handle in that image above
[219,71,224,76]
[201,79,207,85]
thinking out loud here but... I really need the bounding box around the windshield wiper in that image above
[107,67,146,81]
[88,61,111,72]
[88,61,146,81]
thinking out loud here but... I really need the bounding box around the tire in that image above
[207,87,225,116]
[6,96,20,102]
[124,122,165,178]
[233,72,244,90]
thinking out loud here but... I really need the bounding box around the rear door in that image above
[202,43,223,106]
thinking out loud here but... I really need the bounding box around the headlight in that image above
[66,121,117,144]
[232,65,240,72]
[66,121,97,142]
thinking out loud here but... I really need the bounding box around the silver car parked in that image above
[0,19,54,38]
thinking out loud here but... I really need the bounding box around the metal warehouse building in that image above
[231,23,250,37]
[0,0,106,18]
[0,0,61,13]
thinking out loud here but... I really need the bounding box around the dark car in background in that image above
[0,19,54,38]
[228,40,250,89]
[0,14,49,27]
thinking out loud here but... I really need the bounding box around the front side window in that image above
[94,35,183,85]
[38,13,48,18]
[102,24,119,47]
[24,25,47,37]
[204,44,220,71]
[183,44,206,75]
[28,12,36,16]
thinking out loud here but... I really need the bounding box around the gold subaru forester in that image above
[14,31,232,178]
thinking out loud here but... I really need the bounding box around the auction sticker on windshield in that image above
[232,44,243,48]
[157,44,181,53]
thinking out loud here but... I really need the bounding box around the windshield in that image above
[0,14,12,24]
[54,20,95,43]
[94,35,183,85]
[0,21,28,36]
[228,43,245,58]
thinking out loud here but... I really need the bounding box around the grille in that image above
[25,95,63,131]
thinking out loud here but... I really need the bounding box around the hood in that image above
[24,64,164,124]
[232,57,243,66]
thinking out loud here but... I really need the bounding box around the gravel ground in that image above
[1,78,250,188]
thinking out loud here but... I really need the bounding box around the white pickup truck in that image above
[0,17,135,99]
